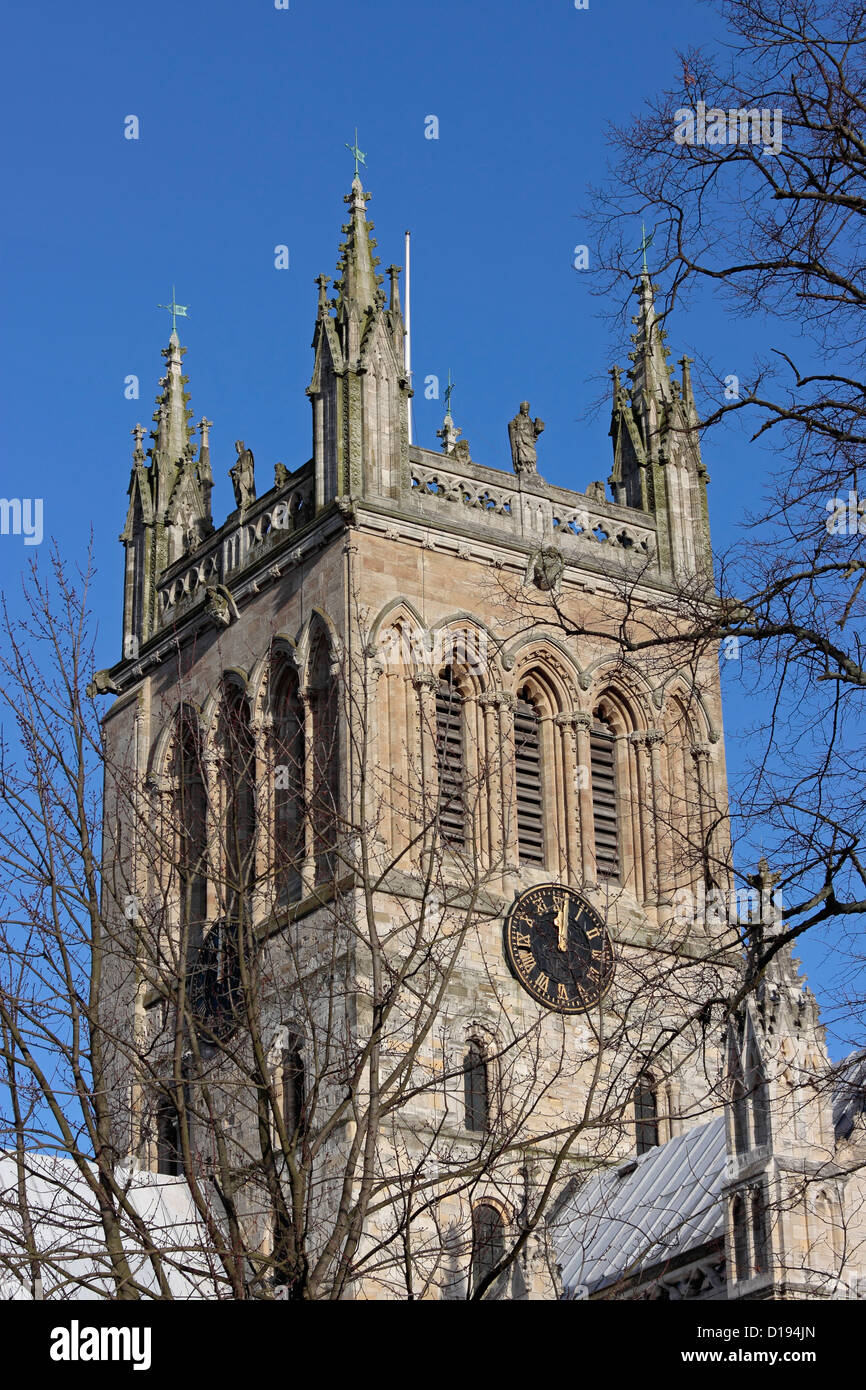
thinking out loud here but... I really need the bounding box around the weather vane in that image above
[637,223,655,273]
[345,128,367,178]
[157,285,190,336]
[444,369,456,416]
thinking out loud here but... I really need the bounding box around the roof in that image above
[552,1118,727,1298]
[0,1153,217,1300]
[832,1049,866,1142]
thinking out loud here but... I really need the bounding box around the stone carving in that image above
[230,440,256,510]
[86,669,120,697]
[530,546,564,592]
[508,401,545,476]
[274,462,289,487]
[585,480,608,504]
[453,438,472,465]
[205,584,240,628]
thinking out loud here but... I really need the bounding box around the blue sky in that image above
[1,0,847,1043]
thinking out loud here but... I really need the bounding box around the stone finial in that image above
[274,462,289,487]
[315,274,331,318]
[508,401,544,477]
[131,423,146,464]
[387,264,402,317]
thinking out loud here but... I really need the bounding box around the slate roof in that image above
[552,1117,727,1298]
[0,1153,216,1299]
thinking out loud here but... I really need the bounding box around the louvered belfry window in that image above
[515,692,544,866]
[435,670,465,846]
[590,715,620,879]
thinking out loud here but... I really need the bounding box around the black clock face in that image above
[187,919,243,1040]
[504,885,615,1013]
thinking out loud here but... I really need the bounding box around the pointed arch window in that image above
[746,1041,770,1150]
[464,1039,489,1133]
[175,708,208,955]
[752,1184,769,1276]
[590,712,619,880]
[471,1203,506,1300]
[272,660,305,903]
[220,684,256,916]
[514,690,544,866]
[732,1193,750,1282]
[156,1098,181,1177]
[633,1074,659,1154]
[435,667,465,847]
[281,1034,306,1141]
[309,631,339,884]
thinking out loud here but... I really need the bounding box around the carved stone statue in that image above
[585,480,608,504]
[230,440,256,510]
[508,402,545,476]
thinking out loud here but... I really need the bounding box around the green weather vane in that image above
[345,128,367,178]
[157,285,190,336]
[444,369,456,416]
[637,222,655,273]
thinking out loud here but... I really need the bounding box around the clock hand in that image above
[556,893,568,953]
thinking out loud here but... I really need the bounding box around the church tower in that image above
[98,168,748,1300]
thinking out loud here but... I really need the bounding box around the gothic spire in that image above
[628,271,673,409]
[149,331,195,515]
[334,175,383,325]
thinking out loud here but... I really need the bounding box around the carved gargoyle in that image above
[205,584,240,628]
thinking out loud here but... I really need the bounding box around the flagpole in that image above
[404,230,413,445]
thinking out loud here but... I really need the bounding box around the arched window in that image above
[514,689,544,866]
[470,1203,506,1299]
[590,711,619,880]
[219,683,256,916]
[272,659,305,903]
[732,1077,750,1156]
[435,667,465,847]
[732,1193,750,1282]
[156,1098,181,1176]
[633,1074,659,1154]
[281,1034,306,1140]
[464,1039,489,1133]
[752,1185,769,1275]
[174,708,208,955]
[308,630,339,884]
[746,1041,770,1149]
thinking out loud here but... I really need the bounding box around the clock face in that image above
[504,885,615,1014]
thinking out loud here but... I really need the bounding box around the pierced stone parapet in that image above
[408,450,657,570]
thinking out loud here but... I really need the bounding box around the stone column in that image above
[496,691,518,872]
[299,688,316,896]
[573,712,594,887]
[629,731,658,905]
[690,742,712,892]
[479,692,502,869]
[645,729,668,903]
[555,714,582,884]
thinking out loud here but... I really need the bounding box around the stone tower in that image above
[99,171,747,1299]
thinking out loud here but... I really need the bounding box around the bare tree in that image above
[0,549,757,1301]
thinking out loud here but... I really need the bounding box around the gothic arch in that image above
[654,668,719,736]
[503,632,582,709]
[295,607,342,686]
